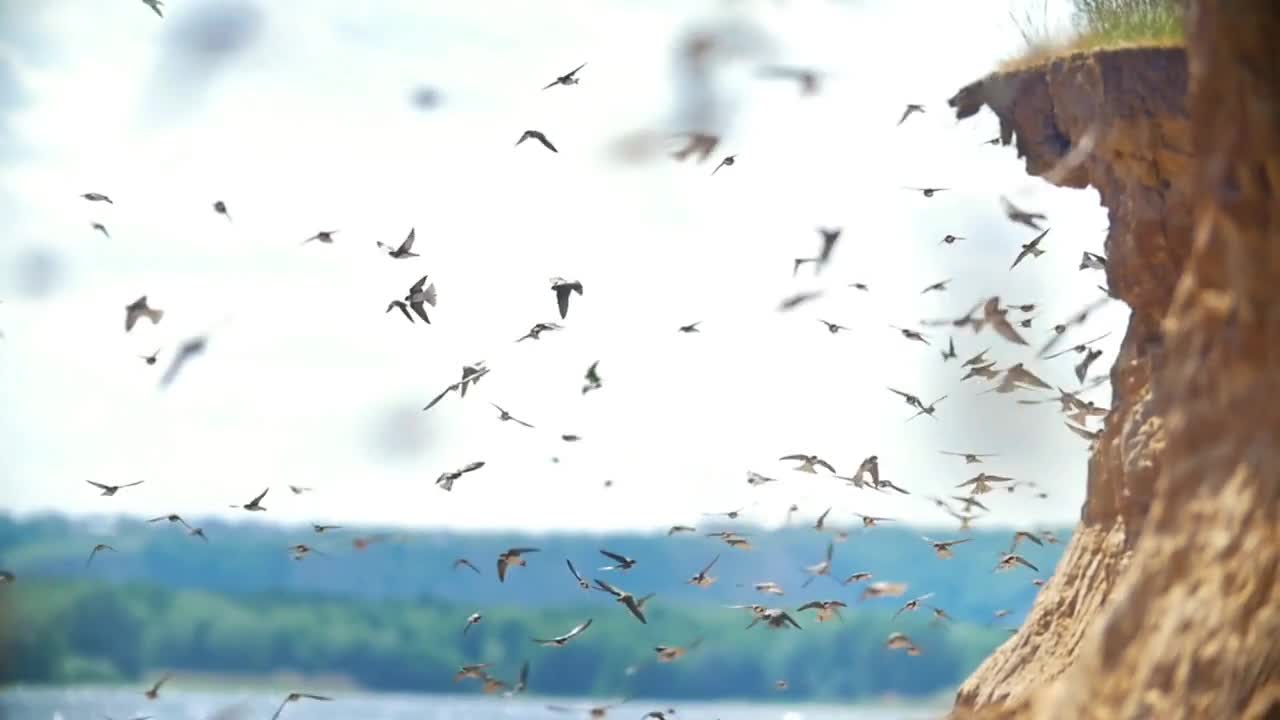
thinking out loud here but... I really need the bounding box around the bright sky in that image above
[0,0,1122,533]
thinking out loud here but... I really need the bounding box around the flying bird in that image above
[815,227,841,268]
[940,451,998,464]
[581,361,603,394]
[1075,348,1105,382]
[711,154,736,175]
[890,326,931,345]
[905,186,948,197]
[270,693,332,720]
[516,321,565,342]
[86,543,116,567]
[940,337,958,361]
[888,387,925,409]
[996,553,1040,573]
[923,537,971,559]
[124,296,164,332]
[91,222,111,238]
[746,607,803,630]
[939,234,964,245]
[654,637,704,663]
[893,593,936,619]
[796,599,847,623]
[1000,196,1047,230]
[801,542,835,587]
[377,228,419,259]
[516,130,558,153]
[921,279,952,294]
[288,485,312,495]
[678,321,702,333]
[592,578,650,624]
[302,230,337,245]
[758,65,822,94]
[956,472,1016,495]
[86,480,144,496]
[565,559,590,590]
[313,524,342,534]
[453,558,481,574]
[543,62,587,90]
[779,454,837,474]
[817,319,849,334]
[81,192,113,203]
[398,275,438,324]
[463,612,483,635]
[436,461,486,492]
[908,394,948,421]
[491,403,534,428]
[550,277,583,319]
[687,555,719,587]
[1010,228,1049,269]
[980,297,1029,345]
[855,513,895,528]
[778,290,823,311]
[746,471,778,486]
[148,513,190,528]
[598,549,637,572]
[1080,251,1107,270]
[143,674,171,700]
[230,488,269,511]
[212,201,231,221]
[897,104,925,125]
[1045,332,1112,359]
[497,548,540,582]
[141,0,163,17]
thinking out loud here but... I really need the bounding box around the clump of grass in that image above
[1001,0,1186,72]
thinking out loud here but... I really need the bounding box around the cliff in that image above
[945,2,1280,718]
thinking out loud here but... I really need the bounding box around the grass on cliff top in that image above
[1002,0,1186,72]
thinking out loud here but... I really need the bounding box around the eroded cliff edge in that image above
[945,2,1280,717]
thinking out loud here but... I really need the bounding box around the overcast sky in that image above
[0,0,1122,533]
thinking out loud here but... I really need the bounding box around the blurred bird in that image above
[125,296,164,332]
[678,321,702,333]
[565,559,590,590]
[302,230,337,245]
[668,525,696,536]
[921,279,952,294]
[582,361,603,394]
[711,154,736,175]
[796,599,847,623]
[491,403,534,428]
[779,454,836,474]
[86,480,144,496]
[815,227,841,268]
[801,542,835,587]
[543,63,586,89]
[908,395,947,421]
[158,337,207,388]
[956,473,1015,495]
[923,537,971,559]
[599,549,637,572]
[888,387,924,409]
[687,555,719,587]
[377,228,419,259]
[655,637,703,663]
[592,579,651,624]
[747,607,802,630]
[1075,348,1105,382]
[497,548,540,582]
[551,278,584,319]
[860,581,907,599]
[452,558,480,575]
[313,524,342,534]
[141,0,163,17]
[148,513,191,528]
[81,192,113,203]
[817,318,849,334]
[758,65,822,94]
[213,201,231,221]
[271,693,332,720]
[855,513,895,528]
[940,234,964,245]
[517,130,558,153]
[885,632,920,654]
[890,326,930,345]
[940,451,998,464]
[893,593,935,619]
[288,485,312,495]
[1080,251,1107,270]
[980,297,1029,345]
[143,674,171,700]
[91,222,111,238]
[897,104,925,125]
[996,553,1040,573]
[463,613,483,635]
[1000,196,1047,230]
[86,543,115,567]
[436,461,485,492]
[517,322,565,341]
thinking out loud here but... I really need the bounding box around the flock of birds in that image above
[1,4,1128,719]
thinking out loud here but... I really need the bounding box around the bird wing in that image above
[566,559,585,583]
[423,384,455,411]
[622,596,648,624]
[409,301,431,324]
[554,286,571,319]
[496,557,510,582]
[599,549,629,564]
[250,488,269,505]
[511,547,540,555]
[813,458,837,473]
[86,480,110,490]
[270,700,289,720]
[778,454,808,462]
[796,601,823,612]
[398,228,416,253]
[563,618,593,640]
[592,578,622,596]
[535,133,558,153]
[699,554,720,575]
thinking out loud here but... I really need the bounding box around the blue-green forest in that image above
[0,514,1065,701]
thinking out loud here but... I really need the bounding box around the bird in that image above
[1045,332,1112,359]
[885,632,921,654]
[801,542,835,587]
[565,559,590,590]
[81,192,113,203]
[1075,348,1105,382]
[996,553,1040,573]
[497,548,540,582]
[508,661,531,696]
[956,472,1015,495]
[581,361,603,394]
[711,154,736,175]
[270,693,332,720]
[746,471,778,487]
[1079,251,1108,270]
[86,543,116,567]
[667,525,696,536]
[779,454,837,474]
[451,558,481,575]
[516,130,558,153]
[855,513,895,528]
[423,365,492,411]
[940,337,958,361]
[980,297,1029,345]
[746,607,803,630]
[212,201,231,221]
[753,581,785,595]
[654,637,703,663]
[813,507,832,531]
[139,348,161,366]
[288,544,326,561]
[397,275,438,324]
[85,480,143,496]
[893,593,936,619]
[158,335,207,389]
[377,228,419,259]
[463,612,483,635]
[229,488,269,511]
[1010,228,1050,269]
[147,513,191,528]
[677,321,702,333]
[1018,316,1037,329]
[890,325,930,344]
[961,362,1001,382]
[598,549,637,572]
[908,395,947,421]
[669,131,721,163]
[939,233,964,245]
[592,579,650,624]
[516,321,565,341]
[302,230,337,245]
[758,65,822,94]
[849,282,870,292]
[796,599,847,623]
[454,663,490,683]
[687,555,719,587]
[140,0,163,17]
[923,537,971,559]
[849,455,880,487]
[313,524,343,534]
[793,257,821,276]
[1006,363,1053,390]
[1000,196,1047,230]
[288,485,312,495]
[550,277,584,319]
[817,319,849,334]
[963,348,992,367]
[905,186,948,197]
[888,387,925,409]
[897,104,925,125]
[143,674,171,700]
[543,62,586,89]
[545,699,628,717]
[187,528,208,542]
[860,581,907,599]
[1010,530,1045,552]
[490,403,534,428]
[815,227,842,268]
[436,461,485,492]
[91,222,111,238]
[124,296,164,332]
[778,290,823,310]
[940,451,998,464]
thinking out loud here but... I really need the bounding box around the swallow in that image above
[592,578,650,624]
[905,186,947,197]
[778,290,823,311]
[939,234,964,245]
[670,131,720,163]
[897,104,925,125]
[463,612,482,635]
[801,542,835,587]
[124,296,164,332]
[1067,400,1109,426]
[581,361,603,394]
[1075,348,1104,382]
[562,434,582,442]
[452,558,480,574]
[91,222,111,238]
[212,200,231,221]
[687,555,719,587]
[745,471,778,487]
[758,65,822,94]
[543,62,586,90]
[516,321,564,341]
[888,387,925,409]
[996,553,1040,573]
[794,600,846,624]
[399,275,438,323]
[140,0,163,17]
[711,154,737,175]
[86,479,143,496]
[423,365,492,411]
[908,394,947,421]
[852,455,880,487]
[923,537,971,559]
[480,675,509,694]
[230,488,269,511]
[375,228,418,259]
[561,558,591,590]
[288,544,326,561]
[940,337,958,361]
[1045,332,1112,360]
[848,282,870,291]
[488,403,535,428]
[386,300,415,324]
[302,230,337,245]
[816,319,850,335]
[956,472,1015,494]
[545,699,628,717]
[813,507,832,531]
[654,637,703,663]
[860,581,907,600]
[855,513,894,528]
[148,513,191,528]
[1065,421,1102,443]
[921,279,952,294]
[753,581,785,595]
[517,130,558,153]
[452,663,490,683]
[313,524,343,534]
[508,660,531,696]
[667,525,696,535]
[86,543,116,567]
[677,321,702,333]
[715,533,753,551]
[288,485,312,495]
[876,478,911,495]
[1000,196,1047,230]
[1009,530,1044,552]
[82,192,113,203]
[1010,228,1050,269]
[791,257,822,277]
[1079,251,1107,270]
[961,361,1001,382]
[598,549,637,572]
[779,454,836,474]
[550,277,584,319]
[747,607,803,630]
[942,450,998,461]
[436,461,485,491]
[890,325,930,345]
[980,297,1029,345]
[1017,316,1037,329]
[271,693,332,720]
[187,527,208,542]
[496,548,539,582]
[813,227,842,268]
[1037,297,1112,357]
[1006,362,1053,390]
[962,348,991,367]
[143,674,171,699]
[893,593,935,619]
[885,632,920,654]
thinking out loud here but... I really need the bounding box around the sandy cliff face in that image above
[945,2,1280,718]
